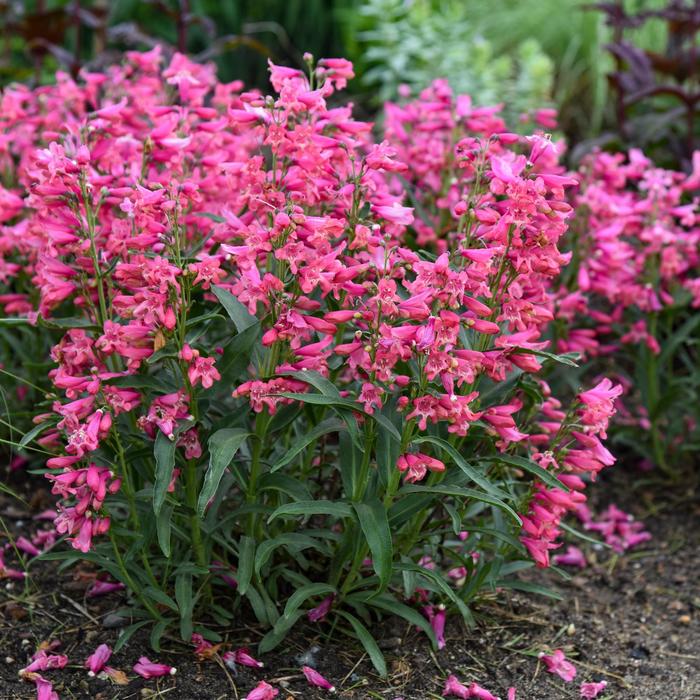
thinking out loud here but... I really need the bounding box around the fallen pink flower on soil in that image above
[242,680,279,700]
[223,647,264,669]
[86,579,125,597]
[580,680,607,698]
[443,674,470,698]
[133,656,177,678]
[553,545,587,568]
[20,650,68,675]
[33,675,59,700]
[468,681,499,700]
[302,665,335,691]
[539,649,577,682]
[85,643,112,676]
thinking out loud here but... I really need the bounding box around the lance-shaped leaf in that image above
[197,428,250,516]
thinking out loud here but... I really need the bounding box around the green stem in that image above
[247,411,271,537]
[110,531,162,620]
[185,457,207,567]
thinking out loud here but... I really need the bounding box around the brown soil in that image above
[0,469,698,700]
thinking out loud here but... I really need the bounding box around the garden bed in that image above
[2,469,697,700]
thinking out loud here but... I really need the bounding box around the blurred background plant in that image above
[353,0,556,127]
[590,0,700,169]
[0,0,357,88]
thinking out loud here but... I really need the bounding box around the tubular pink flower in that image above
[302,666,335,692]
[468,682,499,700]
[242,680,279,700]
[539,650,577,682]
[85,644,112,676]
[33,675,59,700]
[442,674,470,699]
[133,656,177,678]
[580,680,607,698]
[227,648,264,668]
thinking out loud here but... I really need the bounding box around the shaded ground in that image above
[0,470,698,700]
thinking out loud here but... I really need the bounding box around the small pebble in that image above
[679,615,691,625]
[5,657,14,664]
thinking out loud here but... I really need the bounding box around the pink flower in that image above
[133,656,177,678]
[223,648,264,669]
[397,452,446,483]
[442,674,470,698]
[539,650,577,682]
[85,644,112,676]
[33,675,59,700]
[468,682,499,700]
[302,666,335,691]
[423,604,446,650]
[507,688,516,700]
[580,680,607,698]
[553,545,587,568]
[242,680,279,700]
[86,580,125,597]
[308,594,334,622]
[373,203,414,226]
[20,650,68,674]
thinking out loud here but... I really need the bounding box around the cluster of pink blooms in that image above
[519,378,622,568]
[558,149,700,354]
[555,148,700,452]
[0,49,619,574]
[576,502,651,553]
[441,651,607,699]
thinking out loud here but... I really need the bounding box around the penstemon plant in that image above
[0,50,621,671]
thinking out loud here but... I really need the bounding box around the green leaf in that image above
[559,520,608,546]
[0,317,32,327]
[258,610,304,653]
[176,573,194,641]
[254,533,326,574]
[282,582,335,620]
[258,473,313,502]
[271,418,345,472]
[337,610,387,677]
[156,504,173,558]
[153,431,177,516]
[150,618,172,652]
[237,536,255,596]
[280,369,342,397]
[144,586,178,612]
[511,347,579,367]
[19,421,51,448]
[411,435,509,499]
[212,285,258,332]
[400,484,521,524]
[357,592,437,648]
[496,579,563,600]
[268,500,354,523]
[218,321,261,381]
[115,621,150,653]
[198,428,250,516]
[195,212,226,223]
[483,453,565,491]
[353,498,393,593]
[279,392,400,441]
[659,314,700,366]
